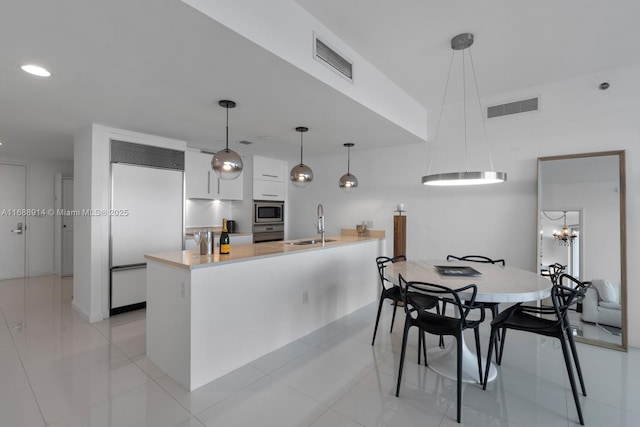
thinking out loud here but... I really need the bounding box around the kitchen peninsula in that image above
[145,231,385,390]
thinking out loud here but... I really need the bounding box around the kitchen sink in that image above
[287,239,336,245]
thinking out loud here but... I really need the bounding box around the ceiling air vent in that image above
[487,97,538,119]
[314,35,353,82]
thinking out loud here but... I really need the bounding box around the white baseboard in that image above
[28,269,55,277]
[72,300,104,323]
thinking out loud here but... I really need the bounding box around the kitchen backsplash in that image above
[185,199,233,228]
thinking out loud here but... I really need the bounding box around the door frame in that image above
[0,161,30,279]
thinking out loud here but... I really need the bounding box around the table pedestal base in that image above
[426,337,497,384]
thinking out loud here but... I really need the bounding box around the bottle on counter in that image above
[220,218,230,255]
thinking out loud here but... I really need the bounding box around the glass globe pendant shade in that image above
[212,100,243,180]
[290,126,313,187]
[339,143,358,192]
[339,173,358,192]
[290,163,313,187]
[211,149,243,180]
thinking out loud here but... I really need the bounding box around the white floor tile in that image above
[196,375,327,427]
[31,359,151,424]
[46,381,192,427]
[0,386,45,427]
[155,364,266,414]
[0,275,638,427]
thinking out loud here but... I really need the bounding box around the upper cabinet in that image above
[253,155,287,201]
[185,150,243,200]
[253,156,287,182]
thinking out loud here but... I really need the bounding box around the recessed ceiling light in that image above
[20,64,51,77]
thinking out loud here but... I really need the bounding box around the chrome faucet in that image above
[316,203,325,245]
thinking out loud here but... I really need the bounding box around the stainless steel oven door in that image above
[253,223,284,243]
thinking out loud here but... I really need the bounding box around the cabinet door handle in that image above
[207,171,211,193]
[218,178,220,194]
[262,174,278,178]
[262,194,278,197]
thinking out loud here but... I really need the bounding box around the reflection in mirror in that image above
[538,151,626,351]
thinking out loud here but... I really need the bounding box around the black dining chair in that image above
[371,256,440,350]
[396,274,485,424]
[482,273,589,425]
[446,255,505,360]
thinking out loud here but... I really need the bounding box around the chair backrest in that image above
[551,273,590,325]
[548,263,567,285]
[376,255,406,290]
[446,254,505,266]
[398,274,481,329]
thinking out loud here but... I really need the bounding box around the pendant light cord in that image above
[426,50,455,175]
[463,49,468,172]
[225,105,229,151]
[468,47,495,172]
[542,211,566,222]
[299,131,304,165]
[347,145,351,174]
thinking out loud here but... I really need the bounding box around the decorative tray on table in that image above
[434,266,482,277]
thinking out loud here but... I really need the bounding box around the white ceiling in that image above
[1,0,638,162]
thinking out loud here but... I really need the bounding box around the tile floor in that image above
[1,275,639,426]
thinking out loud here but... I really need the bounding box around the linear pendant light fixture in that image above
[290,127,313,187]
[422,33,506,186]
[211,100,243,180]
[339,143,358,192]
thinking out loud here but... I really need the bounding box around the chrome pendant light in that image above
[338,143,358,192]
[290,126,313,187]
[422,33,506,186]
[211,100,243,180]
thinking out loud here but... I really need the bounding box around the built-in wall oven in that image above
[253,200,284,242]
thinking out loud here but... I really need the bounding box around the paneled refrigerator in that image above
[110,140,184,315]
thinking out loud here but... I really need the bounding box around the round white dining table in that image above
[385,259,552,384]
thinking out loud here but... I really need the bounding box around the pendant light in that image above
[422,33,507,186]
[290,126,313,187]
[338,143,358,192]
[211,100,243,180]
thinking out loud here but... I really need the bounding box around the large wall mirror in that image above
[538,151,627,351]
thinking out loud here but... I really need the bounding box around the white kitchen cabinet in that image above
[253,179,285,201]
[186,150,243,200]
[253,155,287,201]
[253,155,287,182]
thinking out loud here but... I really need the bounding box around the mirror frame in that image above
[537,150,627,351]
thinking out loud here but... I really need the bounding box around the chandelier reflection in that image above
[553,211,577,246]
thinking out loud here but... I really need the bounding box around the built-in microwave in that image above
[253,200,284,224]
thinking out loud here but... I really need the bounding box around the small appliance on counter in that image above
[226,219,237,233]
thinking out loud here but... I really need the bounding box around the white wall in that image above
[0,155,73,276]
[288,65,640,347]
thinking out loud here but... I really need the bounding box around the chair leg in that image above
[483,326,498,390]
[497,328,507,366]
[418,330,422,365]
[438,303,445,348]
[390,300,398,333]
[490,305,501,361]
[566,328,587,396]
[371,296,386,345]
[456,334,463,423]
[395,318,411,397]
[422,329,428,366]
[559,335,585,425]
[473,327,483,385]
